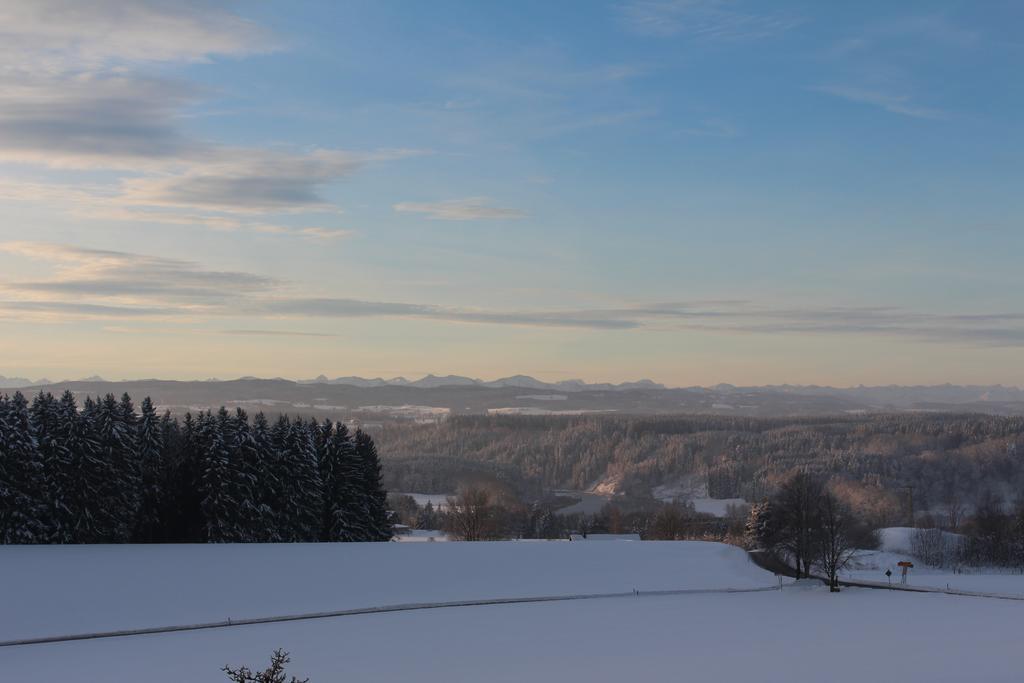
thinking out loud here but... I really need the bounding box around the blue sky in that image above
[0,0,1022,385]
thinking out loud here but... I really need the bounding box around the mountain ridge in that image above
[4,373,1024,402]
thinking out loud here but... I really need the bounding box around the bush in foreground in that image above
[223,649,309,683]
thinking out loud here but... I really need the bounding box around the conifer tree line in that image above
[0,391,392,544]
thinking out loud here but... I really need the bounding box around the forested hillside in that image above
[0,391,391,544]
[377,414,1024,525]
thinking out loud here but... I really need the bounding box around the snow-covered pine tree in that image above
[251,412,279,542]
[29,392,59,442]
[92,393,141,541]
[30,392,68,541]
[278,419,323,542]
[267,414,294,541]
[57,391,111,543]
[133,396,164,542]
[354,429,392,541]
[319,422,356,541]
[165,411,205,542]
[198,409,237,542]
[328,423,369,541]
[312,419,332,472]
[416,501,437,531]
[47,391,81,543]
[228,408,262,542]
[0,392,48,543]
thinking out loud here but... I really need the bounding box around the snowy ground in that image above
[552,487,747,517]
[652,480,748,517]
[394,529,450,542]
[846,553,1024,594]
[875,526,961,554]
[553,489,613,515]
[0,541,768,642]
[3,541,1022,682]
[840,527,1024,596]
[692,496,748,516]
[5,580,1023,682]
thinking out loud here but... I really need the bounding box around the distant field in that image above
[844,527,1024,596]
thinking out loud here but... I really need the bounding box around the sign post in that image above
[897,561,914,585]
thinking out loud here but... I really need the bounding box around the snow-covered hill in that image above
[0,541,772,642]
[4,541,1022,683]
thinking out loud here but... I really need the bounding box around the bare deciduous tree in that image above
[648,502,689,540]
[817,491,857,592]
[446,486,493,541]
[774,473,824,578]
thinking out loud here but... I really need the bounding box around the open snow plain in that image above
[844,527,1024,596]
[2,541,1022,682]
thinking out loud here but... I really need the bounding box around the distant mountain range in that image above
[296,373,667,392]
[3,374,1024,417]
[0,375,53,389]
[0,375,105,389]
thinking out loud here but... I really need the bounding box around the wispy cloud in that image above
[829,12,981,59]
[260,298,639,330]
[0,73,201,169]
[5,242,1024,345]
[620,0,800,40]
[0,181,354,241]
[116,149,364,213]
[394,198,525,221]
[0,300,179,318]
[294,227,352,240]
[0,1,416,234]
[220,329,339,338]
[0,0,274,71]
[813,85,946,120]
[0,242,277,312]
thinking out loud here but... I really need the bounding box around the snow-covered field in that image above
[395,529,450,542]
[692,496,748,516]
[652,480,748,517]
[0,541,768,642]
[846,551,1024,595]
[843,527,1024,596]
[3,541,1022,682]
[553,489,613,515]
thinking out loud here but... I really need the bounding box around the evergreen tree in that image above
[329,424,368,541]
[198,409,237,542]
[277,420,323,542]
[133,397,164,542]
[166,412,204,542]
[0,393,48,543]
[59,391,109,542]
[93,393,141,541]
[354,429,391,541]
[416,501,438,531]
[267,415,294,541]
[251,413,279,542]
[319,423,356,541]
[0,390,398,546]
[31,392,68,542]
[228,409,262,542]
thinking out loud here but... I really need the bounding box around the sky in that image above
[0,0,1022,387]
